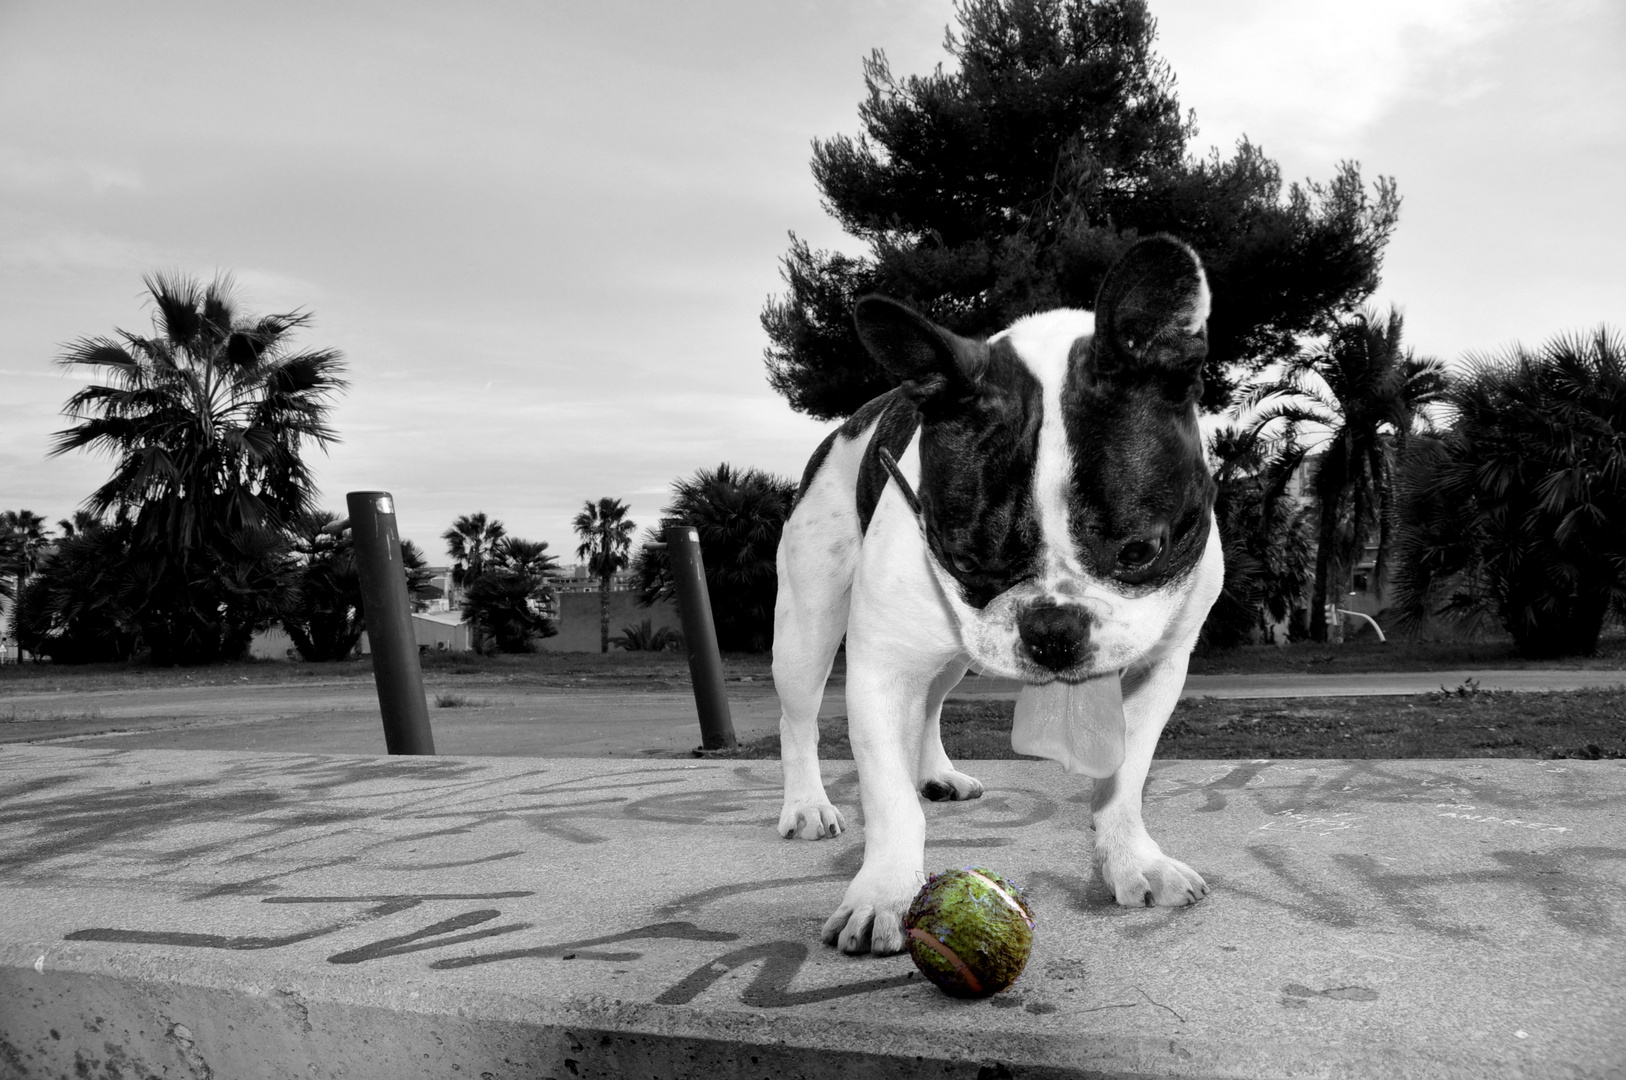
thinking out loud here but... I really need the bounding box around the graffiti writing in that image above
[63,892,916,1007]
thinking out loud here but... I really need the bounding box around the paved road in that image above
[0,680,811,757]
[2,667,1620,757]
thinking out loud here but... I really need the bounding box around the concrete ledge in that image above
[2,746,1623,1078]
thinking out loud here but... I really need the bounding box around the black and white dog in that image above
[772,235,1224,955]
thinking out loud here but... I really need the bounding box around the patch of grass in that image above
[1158,686,1626,759]
[707,687,1626,761]
[415,648,757,689]
[6,629,1620,696]
[0,656,375,693]
[1187,632,1626,676]
[0,648,770,694]
[1,705,104,725]
[433,693,484,708]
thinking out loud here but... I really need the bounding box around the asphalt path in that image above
[1,668,1621,758]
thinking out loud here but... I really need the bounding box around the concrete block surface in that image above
[1,745,1622,1079]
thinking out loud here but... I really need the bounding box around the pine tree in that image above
[764,0,1400,418]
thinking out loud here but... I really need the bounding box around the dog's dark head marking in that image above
[1085,235,1210,400]
[1062,235,1214,588]
[850,301,1044,606]
[846,235,1216,617]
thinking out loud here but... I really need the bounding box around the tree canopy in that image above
[763,0,1400,418]
[459,536,560,654]
[1394,327,1626,657]
[443,512,507,591]
[1236,307,1445,641]
[50,272,346,663]
[574,497,636,654]
[0,509,51,603]
[631,463,796,653]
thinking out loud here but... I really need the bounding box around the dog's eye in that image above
[949,551,979,575]
[1116,534,1164,571]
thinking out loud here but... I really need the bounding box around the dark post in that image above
[347,491,436,755]
[664,525,737,750]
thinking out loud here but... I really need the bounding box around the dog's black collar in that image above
[878,445,923,519]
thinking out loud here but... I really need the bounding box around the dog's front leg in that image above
[822,520,962,955]
[821,657,940,954]
[1091,648,1209,907]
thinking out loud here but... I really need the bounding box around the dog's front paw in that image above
[820,871,918,955]
[779,800,845,840]
[918,768,983,802]
[1099,843,1208,908]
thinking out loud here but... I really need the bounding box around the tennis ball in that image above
[904,866,1034,998]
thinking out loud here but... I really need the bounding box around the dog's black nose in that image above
[1017,603,1092,672]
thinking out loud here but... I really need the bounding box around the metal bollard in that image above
[346,491,436,755]
[663,525,737,751]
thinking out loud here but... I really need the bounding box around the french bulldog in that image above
[771,234,1224,955]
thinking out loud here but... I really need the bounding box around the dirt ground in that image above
[0,652,801,758]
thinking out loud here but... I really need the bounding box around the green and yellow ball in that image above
[904,866,1034,998]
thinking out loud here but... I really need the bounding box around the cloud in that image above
[0,229,152,274]
[1157,0,1523,170]
[0,144,143,194]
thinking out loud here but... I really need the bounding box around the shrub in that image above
[610,619,683,652]
[1394,327,1626,657]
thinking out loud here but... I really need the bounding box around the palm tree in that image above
[281,509,433,661]
[630,464,796,652]
[573,497,635,653]
[50,272,346,664]
[0,509,52,602]
[1394,327,1626,656]
[1236,307,1445,641]
[279,508,362,661]
[493,536,560,579]
[0,521,18,604]
[1201,427,1315,647]
[442,513,507,600]
[459,536,560,654]
[56,510,102,539]
[10,516,140,664]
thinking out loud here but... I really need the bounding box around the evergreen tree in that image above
[1237,308,1444,642]
[278,510,428,661]
[442,512,507,599]
[459,536,560,654]
[51,272,346,664]
[0,510,52,602]
[1200,426,1315,648]
[573,498,635,654]
[1394,327,1626,657]
[630,463,796,653]
[10,515,140,664]
[764,0,1400,418]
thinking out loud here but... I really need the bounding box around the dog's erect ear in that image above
[1090,235,1210,397]
[854,295,988,400]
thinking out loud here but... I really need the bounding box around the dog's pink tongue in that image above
[1010,674,1125,778]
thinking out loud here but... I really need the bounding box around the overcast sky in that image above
[2,0,1621,563]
